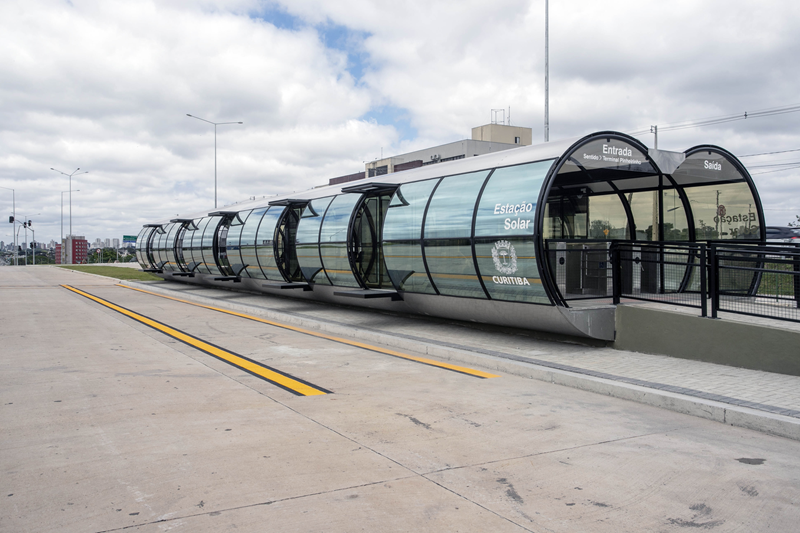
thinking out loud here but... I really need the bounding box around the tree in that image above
[789,215,800,228]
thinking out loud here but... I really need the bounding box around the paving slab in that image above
[114,272,800,440]
[2,265,800,532]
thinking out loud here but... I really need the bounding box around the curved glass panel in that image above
[256,207,284,280]
[382,241,435,293]
[662,189,689,241]
[174,223,190,271]
[296,197,334,284]
[685,182,760,240]
[187,217,211,273]
[587,194,630,240]
[135,227,154,267]
[424,239,485,298]
[424,171,490,239]
[150,227,164,266]
[162,223,180,271]
[475,237,550,303]
[320,194,360,243]
[319,194,361,287]
[627,191,660,241]
[383,179,439,241]
[152,225,168,267]
[239,208,268,279]
[201,216,223,275]
[225,210,249,276]
[475,160,554,237]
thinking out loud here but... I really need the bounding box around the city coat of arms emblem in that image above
[491,240,517,275]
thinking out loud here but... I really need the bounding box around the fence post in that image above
[699,243,707,317]
[709,243,719,318]
[612,242,621,305]
[793,246,800,309]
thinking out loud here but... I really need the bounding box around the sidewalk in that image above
[121,277,800,441]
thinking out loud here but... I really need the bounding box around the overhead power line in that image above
[738,147,800,158]
[628,103,800,137]
[750,164,800,175]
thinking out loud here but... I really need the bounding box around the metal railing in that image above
[600,241,799,322]
[545,240,800,322]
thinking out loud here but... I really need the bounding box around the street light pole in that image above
[61,189,80,264]
[186,114,243,208]
[0,186,15,265]
[51,168,88,240]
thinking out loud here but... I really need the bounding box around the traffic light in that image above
[28,220,31,226]
[8,216,13,223]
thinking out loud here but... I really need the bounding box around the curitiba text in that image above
[492,276,531,285]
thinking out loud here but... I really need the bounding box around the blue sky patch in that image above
[363,105,418,143]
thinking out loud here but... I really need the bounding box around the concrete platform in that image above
[2,265,800,532]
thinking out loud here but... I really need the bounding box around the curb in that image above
[122,280,800,442]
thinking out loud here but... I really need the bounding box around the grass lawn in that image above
[55,265,163,281]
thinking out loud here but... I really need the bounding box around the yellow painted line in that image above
[61,285,329,396]
[118,284,500,379]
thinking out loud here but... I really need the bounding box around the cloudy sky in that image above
[2,0,800,246]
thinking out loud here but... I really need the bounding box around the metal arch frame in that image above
[272,205,305,282]
[145,224,162,270]
[533,131,664,308]
[209,213,239,277]
[341,182,399,290]
[157,222,178,272]
[680,144,767,242]
[170,218,200,273]
[346,194,380,289]
[136,226,154,268]
[679,145,767,298]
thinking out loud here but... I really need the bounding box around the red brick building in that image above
[59,236,89,264]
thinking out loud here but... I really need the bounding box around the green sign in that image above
[122,235,137,243]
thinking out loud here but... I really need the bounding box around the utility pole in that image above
[651,125,658,148]
[0,186,15,265]
[544,0,549,142]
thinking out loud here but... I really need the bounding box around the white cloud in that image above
[1,0,800,250]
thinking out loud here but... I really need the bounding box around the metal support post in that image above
[709,244,719,318]
[611,243,621,305]
[699,243,707,317]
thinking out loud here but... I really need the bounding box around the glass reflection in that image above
[424,239,485,298]
[384,179,439,241]
[256,208,284,279]
[685,182,760,240]
[475,160,554,237]
[239,208,268,279]
[475,238,549,303]
[424,171,489,239]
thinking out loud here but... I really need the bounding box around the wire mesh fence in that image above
[612,242,707,313]
[545,240,800,323]
[714,245,800,322]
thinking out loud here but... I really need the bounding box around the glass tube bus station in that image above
[136,131,765,341]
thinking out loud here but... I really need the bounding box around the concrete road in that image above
[2,266,799,532]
